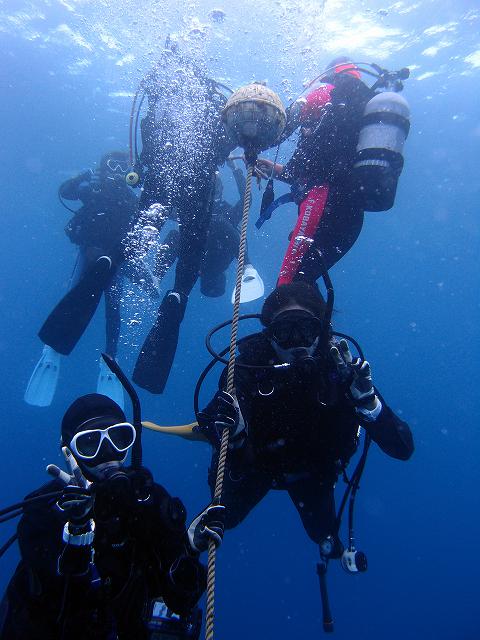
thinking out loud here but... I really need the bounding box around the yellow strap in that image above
[142,421,208,442]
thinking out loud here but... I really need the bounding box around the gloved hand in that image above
[187,502,226,553]
[57,486,94,530]
[330,339,377,409]
[214,391,240,438]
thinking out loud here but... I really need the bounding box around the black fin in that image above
[39,257,113,355]
[133,291,187,394]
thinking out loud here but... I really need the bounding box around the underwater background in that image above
[1,1,479,638]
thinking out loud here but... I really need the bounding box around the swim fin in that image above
[38,256,114,355]
[133,290,188,394]
[24,345,61,407]
[96,358,125,410]
[231,264,265,304]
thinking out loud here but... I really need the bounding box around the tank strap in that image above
[362,110,410,137]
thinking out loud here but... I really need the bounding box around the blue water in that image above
[1,1,479,638]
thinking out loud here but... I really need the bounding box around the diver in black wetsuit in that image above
[0,393,223,640]
[199,281,414,549]
[60,151,137,357]
[25,151,148,409]
[128,42,234,394]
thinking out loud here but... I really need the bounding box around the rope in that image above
[205,162,254,640]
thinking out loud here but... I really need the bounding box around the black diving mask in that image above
[266,310,323,350]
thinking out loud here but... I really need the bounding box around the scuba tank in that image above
[353,91,410,211]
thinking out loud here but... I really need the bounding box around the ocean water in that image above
[0,1,479,638]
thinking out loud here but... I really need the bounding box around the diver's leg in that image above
[133,176,215,393]
[298,191,364,280]
[39,255,115,355]
[200,219,237,297]
[287,475,338,547]
[174,185,214,296]
[277,185,330,286]
[155,229,180,281]
[208,457,271,530]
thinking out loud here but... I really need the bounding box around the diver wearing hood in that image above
[0,394,222,640]
[25,151,158,410]
[129,40,235,395]
[198,282,414,548]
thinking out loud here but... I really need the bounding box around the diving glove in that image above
[187,502,226,553]
[57,486,94,529]
[214,390,239,437]
[330,339,379,411]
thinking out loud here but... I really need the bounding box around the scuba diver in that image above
[255,57,410,285]
[126,38,236,394]
[152,158,264,303]
[198,281,414,553]
[24,151,155,409]
[0,390,224,639]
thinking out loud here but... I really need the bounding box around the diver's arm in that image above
[357,390,414,461]
[277,97,306,143]
[59,171,94,202]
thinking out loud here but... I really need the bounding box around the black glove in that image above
[214,391,239,438]
[187,502,226,553]
[330,339,376,408]
[57,486,94,530]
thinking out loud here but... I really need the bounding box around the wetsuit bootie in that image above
[133,290,188,394]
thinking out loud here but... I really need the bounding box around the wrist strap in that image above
[63,519,95,546]
[356,397,382,422]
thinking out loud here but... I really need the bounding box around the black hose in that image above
[101,354,142,470]
[347,437,371,548]
[0,533,18,559]
[205,314,263,367]
[332,332,364,361]
[57,190,78,214]
[0,491,63,519]
[134,91,146,166]
[194,346,231,418]
[317,561,334,633]
[335,435,371,536]
[0,509,23,524]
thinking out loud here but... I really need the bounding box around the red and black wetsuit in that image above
[278,73,375,285]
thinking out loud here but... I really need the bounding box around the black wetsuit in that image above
[131,53,234,393]
[200,167,248,297]
[199,332,414,544]
[39,173,138,357]
[138,54,233,297]
[0,468,205,640]
[278,74,376,281]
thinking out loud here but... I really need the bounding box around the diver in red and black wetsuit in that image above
[256,57,400,285]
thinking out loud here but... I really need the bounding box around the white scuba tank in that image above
[354,91,410,211]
